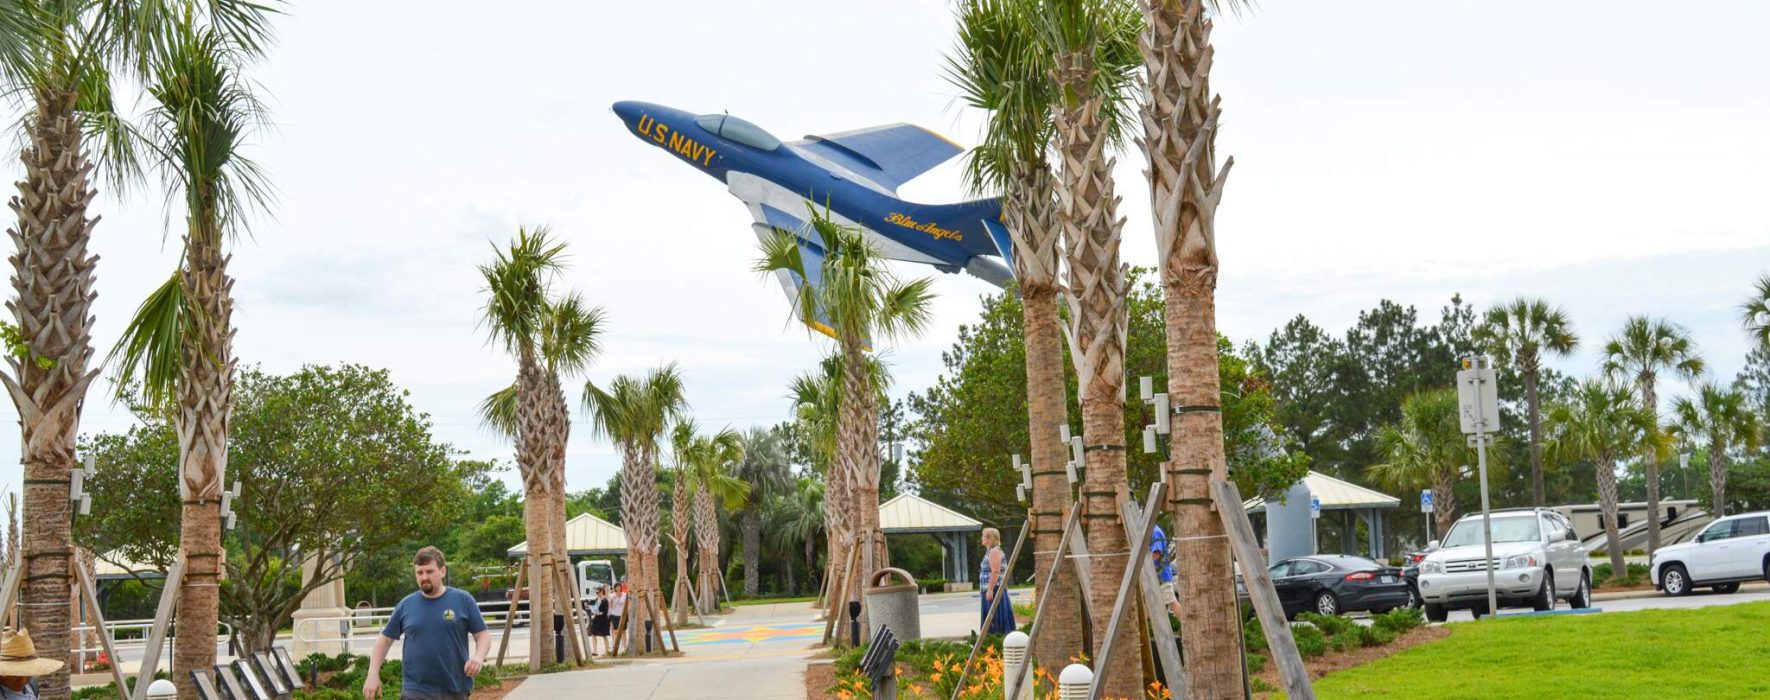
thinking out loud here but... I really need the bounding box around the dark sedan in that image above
[1270,555,1411,619]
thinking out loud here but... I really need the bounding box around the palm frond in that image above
[1741,273,1770,350]
[540,292,607,377]
[477,383,519,440]
[105,269,187,409]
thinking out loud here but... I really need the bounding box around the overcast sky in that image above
[4,0,1766,501]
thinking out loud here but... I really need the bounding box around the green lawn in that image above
[1313,602,1770,698]
[729,594,820,607]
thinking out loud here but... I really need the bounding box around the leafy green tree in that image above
[1603,316,1705,553]
[1548,379,1661,576]
[1474,298,1579,507]
[1670,383,1761,516]
[78,365,479,658]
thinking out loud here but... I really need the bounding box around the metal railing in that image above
[292,599,532,647]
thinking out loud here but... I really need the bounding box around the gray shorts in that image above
[401,691,470,700]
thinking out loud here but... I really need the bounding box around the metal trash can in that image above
[864,567,921,641]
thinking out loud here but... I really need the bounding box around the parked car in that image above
[1265,555,1410,619]
[1650,510,1770,596]
[1416,508,1591,622]
[1400,542,1439,609]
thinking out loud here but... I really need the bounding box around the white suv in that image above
[1416,508,1591,622]
[1650,511,1770,596]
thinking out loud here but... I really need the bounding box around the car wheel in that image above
[1407,585,1421,609]
[1662,564,1691,597]
[1531,572,1554,612]
[1570,570,1592,609]
[1424,603,1447,623]
[1713,582,1741,594]
[1315,591,1339,616]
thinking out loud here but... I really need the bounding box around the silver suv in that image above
[1416,508,1592,622]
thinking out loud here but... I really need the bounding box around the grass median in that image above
[1312,601,1770,698]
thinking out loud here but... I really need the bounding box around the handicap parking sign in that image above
[1421,489,1434,513]
[1310,496,1321,519]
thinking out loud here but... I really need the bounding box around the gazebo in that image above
[506,512,629,558]
[1243,470,1400,558]
[878,493,983,585]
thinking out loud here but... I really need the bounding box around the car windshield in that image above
[1442,515,1541,547]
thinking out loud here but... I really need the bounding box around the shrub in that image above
[1372,607,1424,635]
[1290,622,1327,658]
[1296,612,1356,637]
[916,577,948,592]
[1251,678,1278,693]
[1242,616,1268,653]
[1357,624,1397,647]
[1245,652,1268,674]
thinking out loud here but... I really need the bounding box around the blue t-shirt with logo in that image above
[381,587,487,694]
[1151,525,1176,584]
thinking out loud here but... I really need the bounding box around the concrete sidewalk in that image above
[506,655,807,699]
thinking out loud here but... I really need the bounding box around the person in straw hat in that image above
[0,628,64,699]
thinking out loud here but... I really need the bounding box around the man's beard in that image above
[420,581,436,594]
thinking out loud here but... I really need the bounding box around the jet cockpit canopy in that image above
[695,113,781,151]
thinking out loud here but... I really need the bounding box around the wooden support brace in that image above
[948,519,1030,700]
[821,545,859,646]
[74,557,131,694]
[495,558,526,667]
[132,554,187,700]
[1087,482,1167,700]
[1212,478,1314,700]
[1120,499,1187,697]
[1005,502,1083,699]
[548,558,585,666]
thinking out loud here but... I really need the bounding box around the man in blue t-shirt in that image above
[366,547,490,700]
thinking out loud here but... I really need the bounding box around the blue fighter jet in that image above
[612,101,1015,327]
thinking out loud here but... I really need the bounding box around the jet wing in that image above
[741,198,842,340]
[789,124,962,194]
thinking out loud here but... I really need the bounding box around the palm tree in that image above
[945,0,1086,670]
[1025,0,1141,690]
[1131,0,1251,691]
[756,207,933,642]
[788,356,847,611]
[1369,389,1475,536]
[4,5,265,695]
[691,427,746,614]
[1604,316,1704,553]
[1474,298,1579,507]
[765,476,826,595]
[665,421,698,625]
[584,365,687,648]
[1548,380,1659,577]
[1744,273,1770,350]
[108,14,277,696]
[732,427,791,596]
[471,228,604,667]
[1670,383,1761,517]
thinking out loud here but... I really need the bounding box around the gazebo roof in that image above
[1243,470,1400,514]
[508,512,629,558]
[92,551,165,581]
[879,493,983,534]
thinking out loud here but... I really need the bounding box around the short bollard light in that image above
[1002,631,1032,700]
[145,679,178,699]
[1058,663,1093,700]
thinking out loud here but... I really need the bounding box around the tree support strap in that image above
[1169,467,1213,476]
[24,573,72,582]
[1171,497,1215,506]
[182,498,222,506]
[1031,469,1069,476]
[24,551,72,559]
[22,479,70,485]
[1084,443,1125,452]
[1171,404,1220,414]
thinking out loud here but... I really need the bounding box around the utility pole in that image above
[1457,355,1501,617]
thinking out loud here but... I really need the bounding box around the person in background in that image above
[608,580,628,655]
[1151,524,1182,619]
[588,587,612,656]
[0,629,63,700]
[979,527,1017,635]
[365,546,490,699]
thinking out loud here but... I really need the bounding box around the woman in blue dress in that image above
[979,527,1017,634]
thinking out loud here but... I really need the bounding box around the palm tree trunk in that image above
[1022,283,1086,670]
[694,482,720,614]
[7,88,99,700]
[515,357,555,666]
[1432,481,1458,537]
[742,503,763,597]
[837,339,887,641]
[1140,2,1242,694]
[1709,438,1727,517]
[1526,363,1546,507]
[1641,378,1662,553]
[173,226,236,700]
[671,475,691,626]
[1596,456,1626,576]
[545,375,572,651]
[1053,45,1138,695]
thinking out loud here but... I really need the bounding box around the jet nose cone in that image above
[611,100,643,128]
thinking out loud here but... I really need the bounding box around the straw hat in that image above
[0,629,64,676]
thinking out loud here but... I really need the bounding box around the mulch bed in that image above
[1251,625,1451,697]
